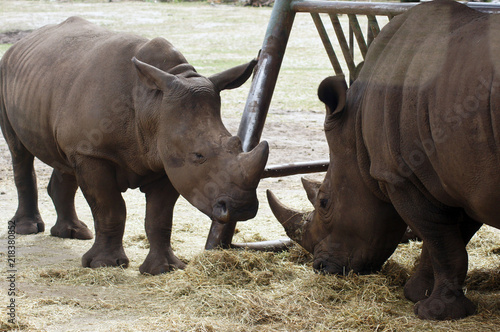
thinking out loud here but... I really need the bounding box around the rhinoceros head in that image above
[132,56,268,223]
[268,76,405,274]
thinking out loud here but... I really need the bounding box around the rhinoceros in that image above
[0,17,269,275]
[267,0,499,320]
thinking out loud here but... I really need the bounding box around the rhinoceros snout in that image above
[212,195,259,223]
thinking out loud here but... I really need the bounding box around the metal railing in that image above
[238,0,500,156]
[205,0,500,248]
[294,1,500,82]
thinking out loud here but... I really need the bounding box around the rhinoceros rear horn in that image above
[318,76,348,116]
[241,141,269,188]
[266,190,307,244]
[132,57,179,91]
[208,58,258,91]
[301,177,322,206]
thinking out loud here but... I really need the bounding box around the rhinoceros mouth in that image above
[313,260,346,275]
[312,252,383,275]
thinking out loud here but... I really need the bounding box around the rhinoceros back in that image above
[0,17,147,168]
[357,0,500,222]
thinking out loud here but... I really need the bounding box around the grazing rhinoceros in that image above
[0,17,269,275]
[267,0,499,320]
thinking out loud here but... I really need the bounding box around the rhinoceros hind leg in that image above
[75,158,129,268]
[48,169,93,240]
[139,177,185,275]
[11,215,44,235]
[51,220,93,240]
[3,129,44,234]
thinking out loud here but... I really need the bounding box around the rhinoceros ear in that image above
[318,76,348,116]
[209,58,258,91]
[132,57,179,91]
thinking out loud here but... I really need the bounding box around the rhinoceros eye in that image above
[319,198,328,209]
[191,152,207,164]
[317,190,329,210]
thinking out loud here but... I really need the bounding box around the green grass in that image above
[0,44,10,56]
[0,0,348,114]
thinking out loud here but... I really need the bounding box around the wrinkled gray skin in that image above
[268,0,499,320]
[0,17,269,275]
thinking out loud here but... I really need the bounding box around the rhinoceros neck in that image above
[350,83,392,203]
[128,89,163,173]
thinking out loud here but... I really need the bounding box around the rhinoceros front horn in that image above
[241,141,269,188]
[266,190,307,245]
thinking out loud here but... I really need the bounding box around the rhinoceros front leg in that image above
[47,169,93,240]
[388,186,476,320]
[139,177,186,275]
[75,159,129,268]
[404,244,434,303]
[404,217,482,304]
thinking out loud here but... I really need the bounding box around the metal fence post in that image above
[237,0,297,152]
[205,0,297,250]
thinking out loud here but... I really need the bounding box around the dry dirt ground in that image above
[0,1,499,331]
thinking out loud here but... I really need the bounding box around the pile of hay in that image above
[5,227,497,331]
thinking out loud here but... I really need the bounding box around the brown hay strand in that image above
[36,266,130,286]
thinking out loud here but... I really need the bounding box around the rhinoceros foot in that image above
[414,291,477,320]
[82,244,129,269]
[139,249,186,275]
[50,220,93,240]
[13,215,45,235]
[404,272,434,303]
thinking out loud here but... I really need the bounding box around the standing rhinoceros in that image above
[0,17,269,275]
[267,0,499,320]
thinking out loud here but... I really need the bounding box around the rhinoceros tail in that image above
[0,61,9,136]
[0,63,4,125]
